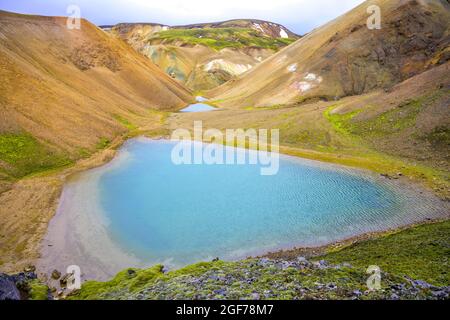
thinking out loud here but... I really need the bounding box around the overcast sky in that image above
[0,0,366,34]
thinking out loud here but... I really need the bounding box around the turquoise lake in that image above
[179,96,217,112]
[180,103,217,112]
[39,138,446,279]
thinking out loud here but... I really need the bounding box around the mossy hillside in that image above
[28,279,49,300]
[69,221,450,300]
[71,262,231,300]
[96,137,111,150]
[0,133,72,178]
[324,106,362,136]
[70,261,400,300]
[72,265,165,300]
[151,28,296,51]
[0,109,173,182]
[324,89,449,138]
[320,90,450,198]
[320,220,450,287]
[422,126,450,149]
[114,114,138,131]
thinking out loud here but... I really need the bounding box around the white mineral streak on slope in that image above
[204,59,253,76]
[296,82,313,92]
[305,73,322,81]
[253,23,265,34]
[287,63,298,72]
[280,29,289,38]
[291,73,323,93]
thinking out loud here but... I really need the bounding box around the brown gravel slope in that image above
[0,11,193,273]
[0,10,192,175]
[209,0,450,108]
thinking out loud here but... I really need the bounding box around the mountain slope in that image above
[209,0,450,108]
[103,19,298,91]
[174,19,298,39]
[0,11,192,178]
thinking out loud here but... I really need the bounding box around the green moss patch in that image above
[114,114,138,131]
[324,90,449,139]
[152,28,296,51]
[321,221,450,287]
[96,137,111,150]
[0,133,72,178]
[324,105,362,136]
[350,100,423,136]
[28,280,49,300]
[70,265,165,300]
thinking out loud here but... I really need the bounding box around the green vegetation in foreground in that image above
[69,221,450,300]
[28,280,49,300]
[152,28,296,51]
[0,133,72,178]
[321,220,450,287]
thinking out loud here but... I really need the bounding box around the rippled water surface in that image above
[40,139,446,279]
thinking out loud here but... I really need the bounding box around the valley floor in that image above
[0,66,449,298]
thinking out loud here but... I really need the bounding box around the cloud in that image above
[128,0,301,16]
[0,0,366,34]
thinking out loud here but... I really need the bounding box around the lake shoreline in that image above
[36,138,450,281]
[260,217,450,261]
[1,133,448,279]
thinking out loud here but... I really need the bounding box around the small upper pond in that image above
[179,96,218,113]
[39,138,447,280]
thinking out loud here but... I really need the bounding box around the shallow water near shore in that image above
[38,138,448,280]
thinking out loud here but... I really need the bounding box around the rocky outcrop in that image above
[0,274,20,300]
[70,43,121,72]
[69,257,450,300]
[0,271,37,300]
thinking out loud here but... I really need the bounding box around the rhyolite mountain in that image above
[0,10,192,179]
[101,19,299,91]
[209,0,450,108]
[0,1,449,302]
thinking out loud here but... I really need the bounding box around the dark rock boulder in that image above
[0,272,38,300]
[0,274,21,300]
